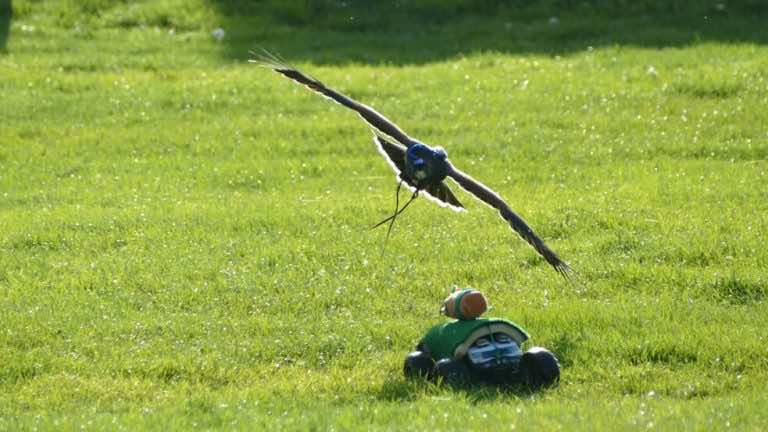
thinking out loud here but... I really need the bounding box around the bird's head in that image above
[405,142,450,186]
[434,147,447,161]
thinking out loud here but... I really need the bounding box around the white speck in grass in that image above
[212,28,225,41]
[646,66,658,77]
[548,17,559,26]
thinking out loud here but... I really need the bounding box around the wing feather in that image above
[447,164,571,278]
[251,49,412,147]
[422,182,465,212]
[372,133,408,178]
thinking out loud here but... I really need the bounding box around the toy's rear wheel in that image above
[403,351,434,379]
[520,347,560,390]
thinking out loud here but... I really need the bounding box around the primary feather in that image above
[447,165,572,278]
[250,49,412,146]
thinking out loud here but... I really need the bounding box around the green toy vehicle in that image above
[404,289,560,389]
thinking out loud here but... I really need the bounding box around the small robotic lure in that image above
[404,288,560,389]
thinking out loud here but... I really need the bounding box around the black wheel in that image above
[520,347,560,390]
[403,351,434,380]
[434,358,471,387]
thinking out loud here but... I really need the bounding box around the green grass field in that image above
[2,0,767,430]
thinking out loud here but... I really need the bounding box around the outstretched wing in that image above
[373,134,464,212]
[251,49,412,147]
[447,164,572,279]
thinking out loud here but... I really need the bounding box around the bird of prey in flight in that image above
[251,50,572,279]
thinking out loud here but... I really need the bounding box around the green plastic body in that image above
[419,317,529,361]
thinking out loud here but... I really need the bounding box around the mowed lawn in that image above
[1,1,767,430]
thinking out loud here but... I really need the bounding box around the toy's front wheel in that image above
[520,347,560,390]
[403,351,434,379]
[434,358,471,387]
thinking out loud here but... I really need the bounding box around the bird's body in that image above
[252,50,572,279]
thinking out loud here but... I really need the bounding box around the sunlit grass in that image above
[1,1,767,430]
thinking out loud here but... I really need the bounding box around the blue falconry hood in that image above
[405,142,449,188]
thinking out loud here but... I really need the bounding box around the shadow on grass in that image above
[204,0,768,64]
[709,274,766,306]
[547,333,581,369]
[378,376,547,403]
[0,0,10,53]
